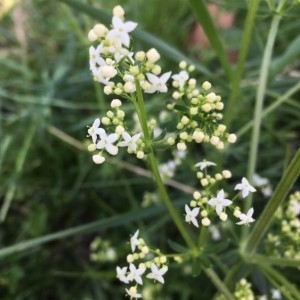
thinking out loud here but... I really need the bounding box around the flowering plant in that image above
[83,4,300,299]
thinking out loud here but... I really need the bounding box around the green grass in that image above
[1,0,299,299]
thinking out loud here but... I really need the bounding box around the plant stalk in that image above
[135,80,196,251]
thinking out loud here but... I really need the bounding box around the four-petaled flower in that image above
[208,189,232,215]
[185,205,200,227]
[234,177,256,198]
[107,16,137,47]
[125,286,142,299]
[96,130,119,155]
[127,263,145,285]
[145,72,172,93]
[88,118,104,144]
[171,70,189,88]
[130,229,140,252]
[236,207,255,225]
[116,266,129,283]
[195,160,216,171]
[118,132,141,153]
[146,263,168,284]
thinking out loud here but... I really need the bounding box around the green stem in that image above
[203,267,235,300]
[224,0,260,130]
[242,148,300,255]
[260,264,300,300]
[188,0,231,80]
[244,13,282,218]
[245,254,300,268]
[237,81,300,137]
[134,80,196,251]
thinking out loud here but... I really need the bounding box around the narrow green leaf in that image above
[188,0,232,79]
[0,200,184,258]
[270,35,300,79]
[167,239,189,253]
[260,264,300,300]
[192,258,202,276]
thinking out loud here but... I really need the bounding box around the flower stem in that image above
[134,80,196,251]
[203,267,235,300]
[224,0,260,130]
[243,12,282,234]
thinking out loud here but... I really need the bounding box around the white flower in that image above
[253,174,269,187]
[172,71,189,88]
[208,189,232,215]
[96,130,119,155]
[236,207,255,225]
[87,118,104,144]
[185,205,200,227]
[145,71,171,93]
[125,286,142,299]
[195,160,216,171]
[289,200,300,216]
[89,45,105,72]
[127,263,145,285]
[146,263,168,284]
[234,177,256,198]
[130,229,140,252]
[106,16,137,47]
[116,266,129,283]
[118,132,141,152]
[271,288,282,299]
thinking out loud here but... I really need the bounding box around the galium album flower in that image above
[96,130,119,155]
[130,229,140,252]
[171,70,189,88]
[145,72,172,93]
[107,16,138,47]
[127,263,145,285]
[234,177,256,198]
[146,263,168,284]
[185,204,200,227]
[116,266,129,283]
[236,207,255,225]
[88,118,104,144]
[118,132,141,153]
[208,189,232,215]
[125,286,142,299]
[195,160,216,171]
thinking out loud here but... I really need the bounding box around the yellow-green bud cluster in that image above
[170,68,237,150]
[89,237,117,263]
[215,279,255,300]
[196,169,232,187]
[265,191,300,260]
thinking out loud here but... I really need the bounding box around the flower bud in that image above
[146,48,160,63]
[202,81,212,90]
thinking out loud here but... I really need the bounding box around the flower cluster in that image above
[252,173,273,198]
[265,191,300,260]
[116,230,168,299]
[167,63,237,151]
[87,98,145,163]
[88,5,171,97]
[216,278,255,300]
[184,161,256,227]
[89,236,117,263]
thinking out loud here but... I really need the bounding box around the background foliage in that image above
[0,0,299,299]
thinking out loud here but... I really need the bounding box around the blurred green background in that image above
[1,0,299,299]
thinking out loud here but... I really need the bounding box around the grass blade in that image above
[188,0,232,79]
